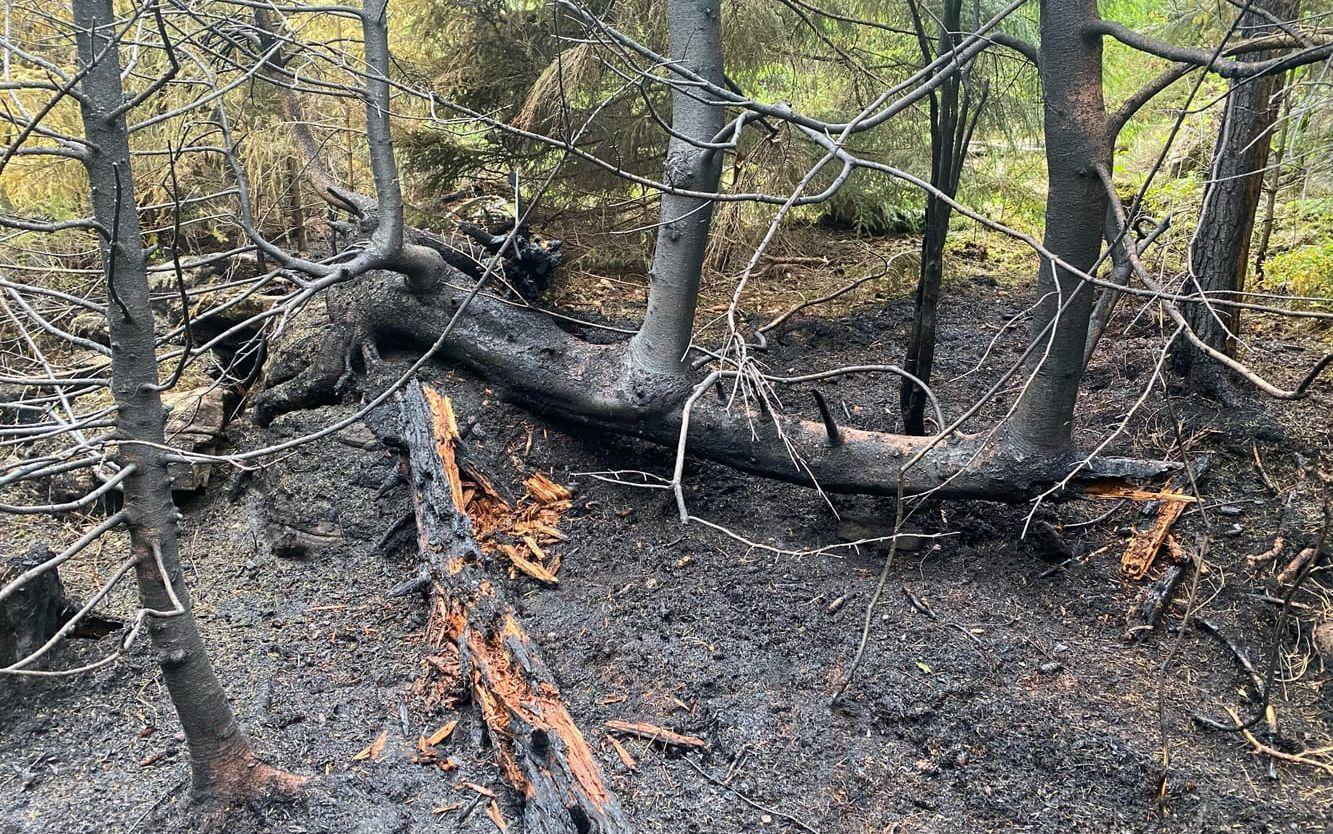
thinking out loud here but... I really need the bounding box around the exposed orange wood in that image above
[605,734,637,770]
[605,719,707,749]
[486,800,509,832]
[500,543,559,585]
[1122,496,1188,579]
[423,387,466,512]
[407,384,625,829]
[426,719,459,746]
[525,472,571,504]
[1084,480,1197,503]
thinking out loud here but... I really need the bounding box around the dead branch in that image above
[394,382,630,834]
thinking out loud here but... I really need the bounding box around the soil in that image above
[2,238,1331,834]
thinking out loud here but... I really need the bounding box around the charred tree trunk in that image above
[73,0,294,808]
[256,273,1172,500]
[1008,0,1110,455]
[395,383,631,834]
[627,0,726,395]
[901,0,986,435]
[1174,0,1293,396]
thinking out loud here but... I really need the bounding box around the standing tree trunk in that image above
[1174,0,1294,396]
[1253,67,1295,280]
[626,0,726,398]
[73,0,294,809]
[1008,0,1110,454]
[901,0,987,435]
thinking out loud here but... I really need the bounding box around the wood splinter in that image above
[395,382,630,834]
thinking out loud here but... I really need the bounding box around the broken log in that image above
[396,382,630,834]
[1118,460,1209,579]
[1124,538,1192,641]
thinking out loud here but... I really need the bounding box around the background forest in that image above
[4,1,1330,311]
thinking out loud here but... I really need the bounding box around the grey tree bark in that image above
[1007,0,1110,455]
[626,0,726,397]
[1174,0,1295,397]
[73,0,296,808]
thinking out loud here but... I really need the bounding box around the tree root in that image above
[187,746,308,833]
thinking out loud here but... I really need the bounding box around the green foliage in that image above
[1261,198,1333,305]
[1265,241,1333,304]
[819,172,925,236]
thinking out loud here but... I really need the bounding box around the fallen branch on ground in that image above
[604,720,707,750]
[392,382,630,834]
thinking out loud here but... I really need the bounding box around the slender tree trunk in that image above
[73,0,288,806]
[627,0,726,393]
[1174,0,1292,394]
[1253,68,1294,280]
[902,0,985,435]
[1083,206,1132,365]
[1008,0,1110,454]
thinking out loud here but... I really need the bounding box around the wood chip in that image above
[502,544,559,585]
[426,719,459,747]
[522,535,548,562]
[353,729,388,762]
[605,720,706,749]
[525,473,571,504]
[457,781,497,799]
[605,734,637,770]
[485,800,509,832]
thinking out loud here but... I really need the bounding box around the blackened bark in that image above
[0,546,70,670]
[395,383,631,834]
[73,0,289,805]
[256,275,1173,500]
[901,0,985,435]
[1175,0,1293,395]
[1009,0,1109,454]
[628,0,726,391]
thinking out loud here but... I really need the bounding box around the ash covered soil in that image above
[3,269,1332,834]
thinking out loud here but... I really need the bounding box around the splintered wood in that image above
[1084,479,1196,579]
[399,383,631,834]
[421,387,571,586]
[1121,496,1189,579]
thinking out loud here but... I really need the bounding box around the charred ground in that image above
[2,251,1330,834]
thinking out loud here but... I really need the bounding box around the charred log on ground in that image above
[254,270,1174,501]
[392,381,631,834]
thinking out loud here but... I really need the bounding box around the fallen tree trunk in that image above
[395,382,631,834]
[257,274,1174,500]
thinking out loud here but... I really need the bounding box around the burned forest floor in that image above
[3,228,1332,834]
